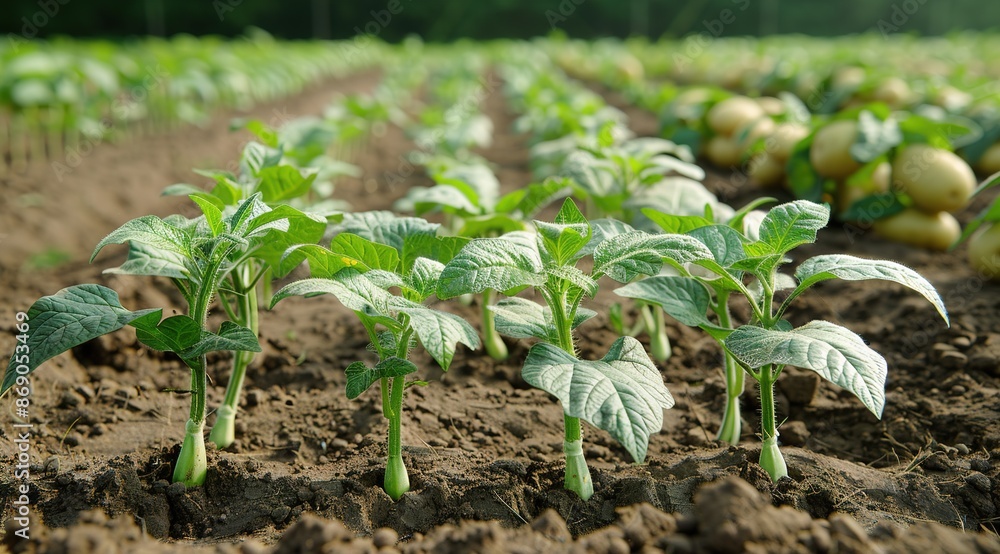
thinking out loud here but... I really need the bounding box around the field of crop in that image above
[3,33,1000,553]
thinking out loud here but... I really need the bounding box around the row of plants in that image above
[0,30,378,173]
[4,47,951,505]
[546,37,1000,273]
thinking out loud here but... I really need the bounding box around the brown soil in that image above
[2,70,1000,554]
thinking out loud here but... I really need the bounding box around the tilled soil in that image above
[2,70,1000,553]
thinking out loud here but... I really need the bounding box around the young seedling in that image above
[272,212,478,500]
[438,199,702,499]
[396,161,569,360]
[165,142,330,448]
[617,199,773,443]
[617,200,948,480]
[1,193,317,486]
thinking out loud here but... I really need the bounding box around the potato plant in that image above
[2,193,321,486]
[165,142,330,449]
[438,199,708,499]
[271,212,478,500]
[617,200,948,480]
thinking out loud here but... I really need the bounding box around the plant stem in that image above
[174,354,208,487]
[551,290,594,500]
[209,266,259,449]
[757,365,787,481]
[384,375,409,500]
[481,288,508,360]
[646,305,671,362]
[715,294,742,444]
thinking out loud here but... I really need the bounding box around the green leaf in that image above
[162,183,205,197]
[132,314,202,353]
[345,357,418,399]
[641,209,712,234]
[499,178,570,218]
[104,242,189,279]
[405,257,446,301]
[534,199,591,264]
[489,297,596,342]
[91,216,191,262]
[546,264,598,297]
[614,276,729,338]
[725,321,888,417]
[400,184,479,216]
[437,237,546,299]
[687,225,747,267]
[255,165,317,203]
[522,337,675,463]
[395,303,480,370]
[791,255,949,324]
[240,141,283,177]
[757,200,830,255]
[190,194,224,237]
[339,212,440,255]
[283,244,353,279]
[396,235,466,274]
[253,208,328,277]
[839,193,905,222]
[458,214,527,238]
[271,270,396,316]
[593,231,714,282]
[851,110,902,163]
[330,233,400,272]
[3,285,159,393]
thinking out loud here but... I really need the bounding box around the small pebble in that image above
[950,385,967,396]
[940,351,968,369]
[270,506,291,523]
[952,336,973,349]
[781,421,810,446]
[970,458,991,472]
[955,443,970,455]
[373,527,398,548]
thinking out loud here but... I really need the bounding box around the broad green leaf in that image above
[534,199,591,264]
[725,321,887,417]
[3,285,159,393]
[240,141,282,177]
[490,297,597,342]
[400,185,479,216]
[522,337,675,463]
[437,238,546,299]
[400,235,470,273]
[131,315,202,353]
[104,242,189,279]
[255,165,317,203]
[283,244,352,279]
[593,231,714,282]
[181,321,261,359]
[190,194,224,237]
[641,209,712,234]
[91,216,191,262]
[499,178,570,218]
[614,276,724,333]
[345,357,417,399]
[162,183,205,197]
[458,214,526,238]
[579,218,635,258]
[339,212,440,254]
[757,200,830,255]
[395,303,480,370]
[851,111,902,163]
[405,257,446,301]
[437,163,500,209]
[228,194,270,238]
[791,255,949,324]
[253,208,328,277]
[330,233,400,272]
[271,271,395,316]
[687,225,747,267]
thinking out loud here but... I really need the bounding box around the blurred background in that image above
[3,0,995,40]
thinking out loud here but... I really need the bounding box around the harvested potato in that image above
[873,208,960,251]
[892,144,975,213]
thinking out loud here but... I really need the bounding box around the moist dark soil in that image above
[2,71,1000,554]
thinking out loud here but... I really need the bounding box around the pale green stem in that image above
[482,288,508,360]
[757,365,787,481]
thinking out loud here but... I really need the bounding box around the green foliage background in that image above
[3,0,995,41]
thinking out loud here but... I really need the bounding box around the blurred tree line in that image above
[3,0,996,41]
